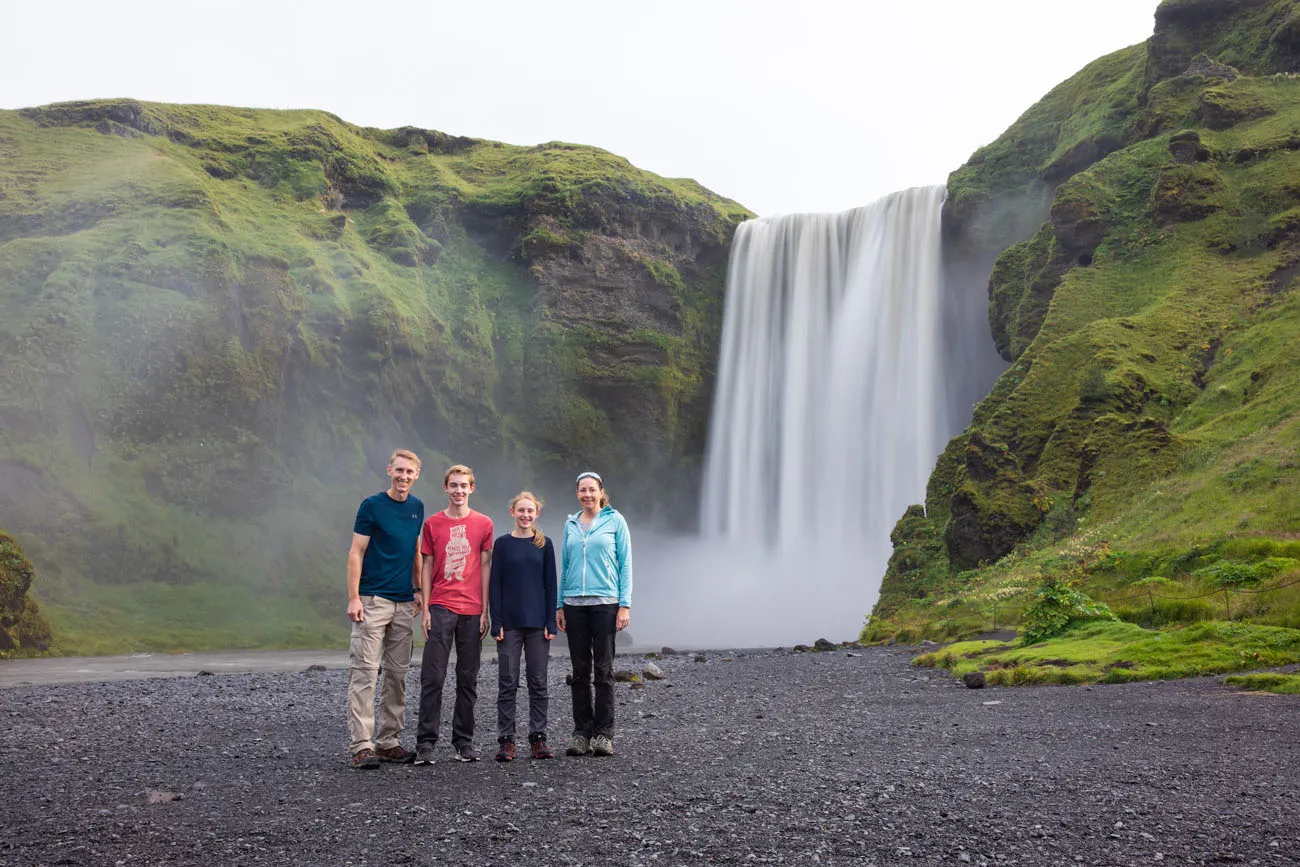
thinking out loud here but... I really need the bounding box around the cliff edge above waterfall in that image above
[869,0,1300,655]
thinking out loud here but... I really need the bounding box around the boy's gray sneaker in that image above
[591,735,614,757]
[565,735,591,756]
[454,743,480,762]
[413,743,435,766]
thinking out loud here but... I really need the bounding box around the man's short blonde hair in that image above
[443,463,475,485]
[388,449,421,468]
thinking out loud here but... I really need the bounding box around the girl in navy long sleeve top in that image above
[488,492,558,760]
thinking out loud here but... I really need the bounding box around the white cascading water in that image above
[687,185,1001,640]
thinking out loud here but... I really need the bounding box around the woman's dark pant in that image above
[564,603,617,738]
[416,604,481,748]
[496,627,550,741]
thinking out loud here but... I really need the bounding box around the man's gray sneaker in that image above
[413,743,435,766]
[591,735,614,757]
[454,743,480,762]
[565,735,591,756]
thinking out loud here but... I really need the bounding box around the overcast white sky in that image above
[2,1,1163,216]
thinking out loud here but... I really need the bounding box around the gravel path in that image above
[2,647,1297,866]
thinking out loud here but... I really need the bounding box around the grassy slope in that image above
[0,101,749,654]
[869,1,1300,677]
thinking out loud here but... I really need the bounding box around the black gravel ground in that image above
[2,646,1298,867]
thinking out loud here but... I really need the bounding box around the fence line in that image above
[986,575,1300,627]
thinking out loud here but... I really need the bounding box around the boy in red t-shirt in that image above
[413,464,494,764]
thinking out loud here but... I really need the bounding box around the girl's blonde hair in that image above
[510,491,545,548]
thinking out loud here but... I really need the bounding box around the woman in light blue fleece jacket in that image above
[554,471,632,758]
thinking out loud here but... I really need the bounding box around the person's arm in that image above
[555,524,567,633]
[489,539,504,641]
[615,515,632,631]
[479,548,492,638]
[347,533,370,622]
[419,520,434,639]
[410,541,423,616]
[544,538,558,639]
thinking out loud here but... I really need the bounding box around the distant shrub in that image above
[1020,577,1118,645]
[1078,364,1112,403]
[1193,557,1297,587]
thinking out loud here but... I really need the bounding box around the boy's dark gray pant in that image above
[496,627,550,741]
[416,604,481,748]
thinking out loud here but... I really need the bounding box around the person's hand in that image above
[421,611,431,640]
[411,590,424,618]
[347,597,364,623]
[494,628,504,642]
[556,609,566,633]
[479,611,490,639]
[616,607,630,631]
[544,628,555,641]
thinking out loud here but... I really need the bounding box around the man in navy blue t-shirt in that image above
[345,449,425,769]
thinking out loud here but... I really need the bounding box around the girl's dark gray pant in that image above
[496,627,550,741]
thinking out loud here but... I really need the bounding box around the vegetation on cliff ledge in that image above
[869,0,1300,674]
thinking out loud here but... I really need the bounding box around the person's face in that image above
[444,472,474,507]
[576,477,602,512]
[512,498,538,532]
[387,458,420,494]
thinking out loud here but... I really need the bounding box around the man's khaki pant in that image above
[347,595,414,755]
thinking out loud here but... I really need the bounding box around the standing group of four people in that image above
[344,450,633,769]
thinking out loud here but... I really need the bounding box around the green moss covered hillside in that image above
[0,100,750,654]
[870,0,1300,653]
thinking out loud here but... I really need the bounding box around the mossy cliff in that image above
[0,101,750,653]
[0,529,52,656]
[871,0,1300,642]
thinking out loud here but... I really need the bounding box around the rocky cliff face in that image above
[871,0,1300,638]
[0,102,749,652]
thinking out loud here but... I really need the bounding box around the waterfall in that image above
[697,186,1003,630]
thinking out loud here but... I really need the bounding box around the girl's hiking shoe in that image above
[530,739,553,759]
[565,735,591,756]
[591,735,614,757]
[495,741,515,762]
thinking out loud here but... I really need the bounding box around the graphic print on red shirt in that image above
[421,510,494,615]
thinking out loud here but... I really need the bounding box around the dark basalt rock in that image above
[945,432,1043,572]
[963,671,987,690]
[1152,165,1227,228]
[1184,53,1241,81]
[1168,130,1209,164]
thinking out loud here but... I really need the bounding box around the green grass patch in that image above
[917,619,1300,686]
[1222,672,1300,694]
